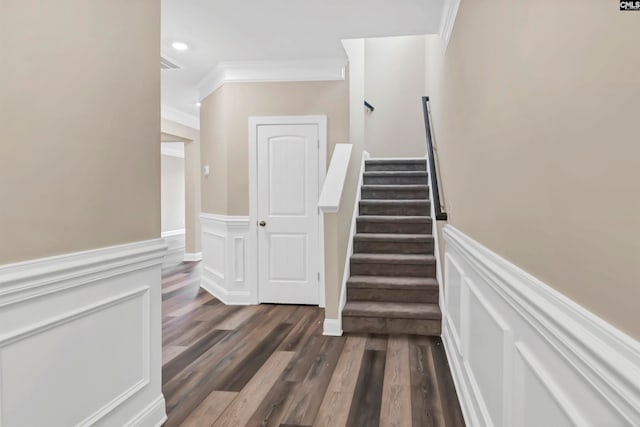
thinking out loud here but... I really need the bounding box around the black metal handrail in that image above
[421,96,447,221]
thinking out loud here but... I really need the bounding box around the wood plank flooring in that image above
[162,262,465,427]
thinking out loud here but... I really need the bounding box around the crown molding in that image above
[197,58,347,101]
[440,0,461,52]
[160,104,200,130]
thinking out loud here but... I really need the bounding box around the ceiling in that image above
[161,0,446,118]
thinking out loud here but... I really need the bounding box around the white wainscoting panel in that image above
[0,239,167,427]
[200,214,255,305]
[162,229,185,268]
[442,225,640,427]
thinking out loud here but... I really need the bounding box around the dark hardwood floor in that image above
[162,262,465,427]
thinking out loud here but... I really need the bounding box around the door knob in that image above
[259,221,267,227]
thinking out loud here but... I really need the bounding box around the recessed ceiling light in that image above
[171,42,188,51]
[196,102,202,108]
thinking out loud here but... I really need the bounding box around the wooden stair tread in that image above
[348,275,438,290]
[343,301,442,320]
[354,233,434,242]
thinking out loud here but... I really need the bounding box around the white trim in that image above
[183,252,202,262]
[160,52,182,70]
[439,0,461,52]
[0,240,166,427]
[318,144,353,213]
[161,229,185,238]
[442,225,640,427]
[201,213,251,225]
[124,395,167,427]
[198,59,346,101]
[515,342,589,426]
[248,116,327,308]
[160,145,185,159]
[323,318,343,337]
[442,319,482,426]
[423,150,446,312]
[161,104,200,130]
[0,240,166,307]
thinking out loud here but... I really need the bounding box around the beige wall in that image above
[425,0,640,339]
[201,81,350,215]
[200,80,350,317]
[365,36,427,158]
[161,119,202,254]
[0,0,160,264]
[200,87,229,215]
[161,154,185,233]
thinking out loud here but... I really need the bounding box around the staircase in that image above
[342,158,442,336]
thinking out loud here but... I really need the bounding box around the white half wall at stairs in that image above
[162,229,185,268]
[0,240,167,427]
[442,225,640,427]
[323,150,370,337]
[200,213,256,305]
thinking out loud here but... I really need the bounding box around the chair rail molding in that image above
[200,213,255,305]
[441,225,640,427]
[0,239,167,427]
[183,252,203,262]
[198,58,347,101]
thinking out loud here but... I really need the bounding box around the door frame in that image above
[248,115,327,307]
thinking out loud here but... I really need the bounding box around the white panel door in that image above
[257,124,319,305]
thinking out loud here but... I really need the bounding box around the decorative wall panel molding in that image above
[0,239,167,427]
[442,225,640,427]
[200,213,256,305]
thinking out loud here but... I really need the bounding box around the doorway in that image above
[249,116,327,305]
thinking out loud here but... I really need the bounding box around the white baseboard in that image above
[124,395,167,427]
[0,240,167,427]
[200,213,256,305]
[183,252,202,262]
[442,225,640,427]
[323,318,343,337]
